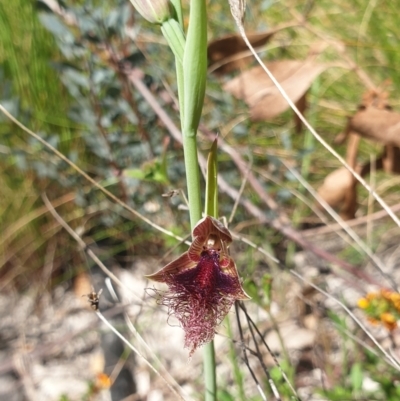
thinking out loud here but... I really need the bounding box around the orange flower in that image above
[367,317,379,325]
[390,293,400,311]
[380,312,397,331]
[147,216,250,356]
[381,288,393,301]
[95,373,112,390]
[89,373,112,399]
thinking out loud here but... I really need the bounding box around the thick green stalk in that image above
[170,0,184,29]
[180,0,207,228]
[164,0,215,396]
[182,0,207,136]
[182,133,202,227]
[161,1,206,228]
[203,342,217,400]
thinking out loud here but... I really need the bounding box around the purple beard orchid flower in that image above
[146,216,250,356]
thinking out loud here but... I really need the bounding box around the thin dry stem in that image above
[41,193,144,304]
[301,203,400,238]
[104,278,186,396]
[96,311,187,400]
[234,303,272,401]
[281,160,396,289]
[239,302,299,399]
[228,158,252,224]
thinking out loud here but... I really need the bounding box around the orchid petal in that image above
[192,216,232,247]
[145,252,196,282]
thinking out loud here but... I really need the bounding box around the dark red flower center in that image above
[159,249,241,355]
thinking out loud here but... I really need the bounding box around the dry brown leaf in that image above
[339,89,400,147]
[208,31,276,75]
[349,108,400,147]
[224,60,329,120]
[338,89,400,173]
[317,167,358,220]
[320,89,400,220]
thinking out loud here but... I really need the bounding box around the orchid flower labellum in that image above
[146,216,250,356]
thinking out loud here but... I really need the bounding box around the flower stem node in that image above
[129,0,171,24]
[146,216,250,356]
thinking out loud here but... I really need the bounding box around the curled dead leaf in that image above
[317,167,357,220]
[208,22,298,75]
[321,89,400,220]
[338,90,400,174]
[208,31,275,75]
[224,60,329,120]
[340,89,400,148]
[349,109,400,147]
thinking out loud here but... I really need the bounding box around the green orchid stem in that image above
[170,0,184,28]
[161,18,185,64]
[203,341,217,399]
[182,132,202,226]
[182,0,207,135]
[199,137,218,401]
[160,19,185,122]
[163,0,215,396]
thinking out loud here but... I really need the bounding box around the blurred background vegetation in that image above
[1,0,400,399]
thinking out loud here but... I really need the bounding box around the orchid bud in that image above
[129,0,171,24]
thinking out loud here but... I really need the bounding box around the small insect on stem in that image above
[83,288,103,311]
[161,189,180,198]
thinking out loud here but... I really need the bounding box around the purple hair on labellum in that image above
[146,216,250,356]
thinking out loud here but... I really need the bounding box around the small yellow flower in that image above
[357,298,370,309]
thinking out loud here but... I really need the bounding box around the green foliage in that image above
[244,273,272,309]
[268,361,297,399]
[321,310,400,401]
[217,389,236,401]
[317,362,400,401]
